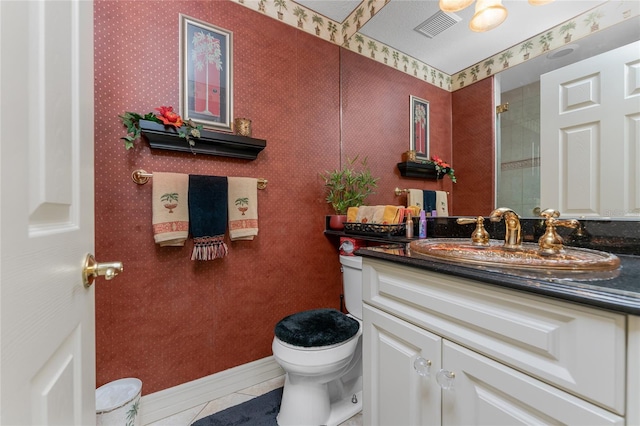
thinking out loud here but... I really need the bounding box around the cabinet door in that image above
[363,305,441,426]
[441,340,624,426]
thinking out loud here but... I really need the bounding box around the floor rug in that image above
[192,387,282,426]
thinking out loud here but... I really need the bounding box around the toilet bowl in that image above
[272,255,363,426]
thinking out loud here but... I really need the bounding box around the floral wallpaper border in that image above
[231,0,638,92]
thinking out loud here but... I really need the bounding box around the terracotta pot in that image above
[164,203,178,213]
[329,215,348,230]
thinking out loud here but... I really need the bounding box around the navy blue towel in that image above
[423,190,436,212]
[188,175,228,260]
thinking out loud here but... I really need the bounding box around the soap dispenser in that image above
[418,210,427,238]
[405,210,414,238]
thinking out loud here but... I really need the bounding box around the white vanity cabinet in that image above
[362,258,633,426]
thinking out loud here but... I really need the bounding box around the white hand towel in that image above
[436,191,449,216]
[228,177,258,241]
[152,172,189,246]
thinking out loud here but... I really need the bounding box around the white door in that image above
[363,305,441,426]
[540,41,640,218]
[1,1,104,424]
[441,340,624,426]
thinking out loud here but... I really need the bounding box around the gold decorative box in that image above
[402,150,417,162]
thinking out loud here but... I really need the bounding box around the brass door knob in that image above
[82,253,123,288]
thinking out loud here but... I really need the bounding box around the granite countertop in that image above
[358,243,640,315]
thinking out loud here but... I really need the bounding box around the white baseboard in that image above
[139,356,284,425]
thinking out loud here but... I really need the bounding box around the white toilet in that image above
[272,255,363,426]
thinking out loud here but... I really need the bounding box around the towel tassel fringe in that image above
[191,236,228,260]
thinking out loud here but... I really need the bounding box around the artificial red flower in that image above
[155,106,184,128]
[431,155,450,168]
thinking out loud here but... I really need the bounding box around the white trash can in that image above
[96,378,142,426]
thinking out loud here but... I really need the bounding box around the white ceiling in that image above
[296,0,639,84]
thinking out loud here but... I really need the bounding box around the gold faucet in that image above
[538,209,580,255]
[456,216,490,245]
[489,207,521,249]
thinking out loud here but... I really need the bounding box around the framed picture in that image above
[410,95,429,159]
[180,14,233,131]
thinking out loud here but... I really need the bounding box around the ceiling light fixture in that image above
[439,0,555,32]
[469,0,507,32]
[438,0,474,13]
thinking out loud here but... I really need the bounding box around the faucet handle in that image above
[538,209,580,255]
[456,216,490,246]
[539,208,561,219]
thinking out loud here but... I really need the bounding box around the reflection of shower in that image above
[192,31,222,117]
[496,82,541,217]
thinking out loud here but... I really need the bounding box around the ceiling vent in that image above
[414,10,461,39]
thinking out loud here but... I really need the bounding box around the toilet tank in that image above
[340,255,363,320]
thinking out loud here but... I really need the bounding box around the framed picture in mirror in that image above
[410,95,429,160]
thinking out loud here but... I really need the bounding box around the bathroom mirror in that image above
[495,17,640,218]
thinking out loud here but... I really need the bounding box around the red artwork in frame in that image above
[180,14,233,131]
[410,95,429,159]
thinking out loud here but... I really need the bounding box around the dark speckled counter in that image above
[358,244,640,315]
[330,216,640,314]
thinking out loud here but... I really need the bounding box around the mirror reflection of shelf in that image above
[397,161,443,180]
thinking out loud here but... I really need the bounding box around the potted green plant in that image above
[321,156,379,230]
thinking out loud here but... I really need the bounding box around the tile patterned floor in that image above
[145,375,363,426]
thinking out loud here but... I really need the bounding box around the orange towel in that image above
[347,207,359,222]
[381,205,405,224]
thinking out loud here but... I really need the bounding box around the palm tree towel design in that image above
[152,172,189,246]
[228,177,259,241]
[188,175,228,260]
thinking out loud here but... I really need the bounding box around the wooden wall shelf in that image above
[139,119,266,160]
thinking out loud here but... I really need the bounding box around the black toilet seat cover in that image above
[275,308,359,347]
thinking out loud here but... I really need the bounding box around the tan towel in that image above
[355,205,377,223]
[407,189,423,210]
[436,191,449,216]
[228,177,258,241]
[152,172,189,246]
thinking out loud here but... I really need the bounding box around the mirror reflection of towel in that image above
[423,190,436,212]
[436,191,449,216]
[407,189,423,209]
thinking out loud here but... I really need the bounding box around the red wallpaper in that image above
[93,0,486,395]
[341,49,454,208]
[451,78,495,216]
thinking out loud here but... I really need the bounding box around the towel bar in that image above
[131,169,268,189]
[395,187,448,196]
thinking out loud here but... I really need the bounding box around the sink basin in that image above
[409,239,620,272]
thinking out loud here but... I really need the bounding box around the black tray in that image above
[343,222,406,237]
